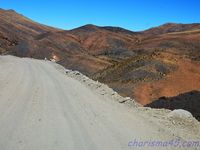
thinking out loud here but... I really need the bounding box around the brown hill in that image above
[0,9,58,53]
[68,24,140,55]
[0,8,200,105]
[143,23,200,35]
[0,9,111,75]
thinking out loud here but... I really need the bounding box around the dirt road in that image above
[0,56,199,150]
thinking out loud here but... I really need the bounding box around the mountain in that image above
[143,23,200,35]
[0,9,57,52]
[0,8,200,105]
[68,24,140,55]
[0,9,111,75]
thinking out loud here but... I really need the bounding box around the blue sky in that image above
[1,0,200,31]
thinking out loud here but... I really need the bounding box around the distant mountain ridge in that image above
[143,23,200,35]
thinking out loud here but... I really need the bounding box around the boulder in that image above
[167,109,193,120]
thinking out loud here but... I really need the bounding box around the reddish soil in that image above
[134,52,200,105]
